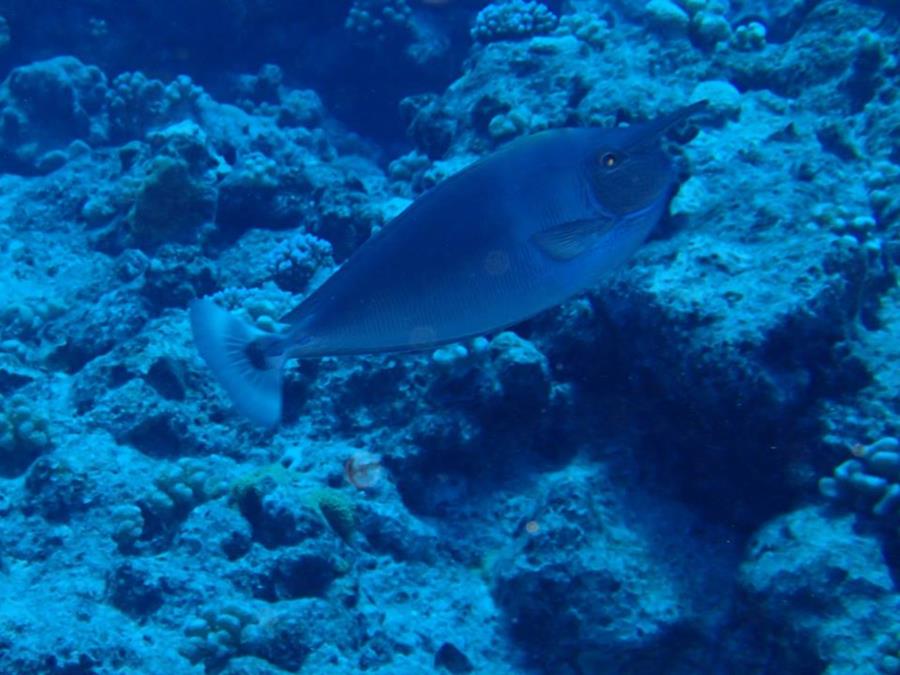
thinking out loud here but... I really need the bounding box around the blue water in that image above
[0,1,898,673]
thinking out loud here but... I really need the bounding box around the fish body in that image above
[190,102,706,426]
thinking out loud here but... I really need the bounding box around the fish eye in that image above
[600,152,619,168]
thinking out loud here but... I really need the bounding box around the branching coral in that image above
[820,437,900,524]
[111,504,145,552]
[145,458,229,517]
[181,602,259,667]
[107,72,202,143]
[346,0,414,43]
[132,457,230,545]
[267,231,334,293]
[0,393,52,477]
[471,1,558,44]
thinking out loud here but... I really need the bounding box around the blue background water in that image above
[0,0,898,673]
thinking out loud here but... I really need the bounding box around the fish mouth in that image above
[625,99,709,151]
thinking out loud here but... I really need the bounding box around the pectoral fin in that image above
[531,217,617,261]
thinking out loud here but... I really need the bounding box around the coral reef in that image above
[739,507,900,673]
[471,1,558,43]
[0,56,106,173]
[267,231,335,294]
[0,393,53,477]
[127,155,216,250]
[0,0,897,672]
[346,0,414,43]
[820,437,900,524]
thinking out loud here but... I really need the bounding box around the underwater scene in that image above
[0,0,898,673]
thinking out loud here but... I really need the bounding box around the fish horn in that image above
[625,99,709,149]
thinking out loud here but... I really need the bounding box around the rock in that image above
[691,80,742,124]
[739,507,900,673]
[646,0,691,35]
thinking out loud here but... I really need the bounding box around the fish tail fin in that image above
[189,298,285,427]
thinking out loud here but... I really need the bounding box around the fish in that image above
[190,101,708,426]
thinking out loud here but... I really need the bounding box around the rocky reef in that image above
[0,0,898,673]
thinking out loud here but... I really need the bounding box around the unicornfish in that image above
[190,101,707,426]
